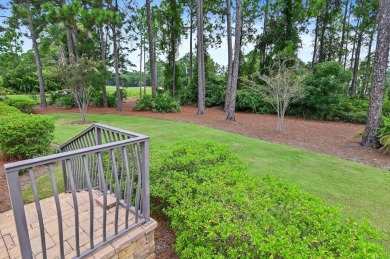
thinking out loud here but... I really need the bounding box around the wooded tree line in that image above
[0,0,389,146]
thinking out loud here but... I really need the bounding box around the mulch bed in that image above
[1,98,388,258]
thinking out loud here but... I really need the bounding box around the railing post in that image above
[60,147,69,192]
[95,126,102,145]
[141,139,150,223]
[6,171,33,258]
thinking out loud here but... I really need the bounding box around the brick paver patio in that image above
[0,190,145,259]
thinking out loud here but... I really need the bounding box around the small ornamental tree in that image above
[60,57,105,122]
[244,58,306,132]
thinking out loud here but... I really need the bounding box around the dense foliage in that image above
[4,96,37,113]
[379,115,390,153]
[0,102,54,160]
[134,94,181,113]
[151,141,385,258]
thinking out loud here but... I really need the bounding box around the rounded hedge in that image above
[0,102,21,116]
[0,103,55,160]
[4,97,37,114]
[151,141,384,258]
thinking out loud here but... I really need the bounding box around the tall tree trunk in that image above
[173,58,176,97]
[146,0,157,96]
[98,25,108,107]
[143,41,146,96]
[350,30,363,95]
[318,4,329,63]
[226,0,242,121]
[312,17,319,71]
[261,0,269,65]
[71,21,80,61]
[361,32,374,96]
[26,7,47,108]
[189,6,193,80]
[224,0,233,112]
[66,29,75,63]
[112,25,121,111]
[343,8,352,69]
[139,36,143,98]
[349,21,360,70]
[196,0,205,115]
[338,0,349,63]
[362,0,390,147]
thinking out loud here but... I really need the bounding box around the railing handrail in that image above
[59,123,148,150]
[5,123,151,258]
[4,135,149,173]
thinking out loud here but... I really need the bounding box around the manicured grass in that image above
[31,113,390,252]
[106,85,151,98]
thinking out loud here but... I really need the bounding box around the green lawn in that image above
[35,113,390,252]
[106,85,151,98]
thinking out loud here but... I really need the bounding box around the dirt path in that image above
[35,98,390,171]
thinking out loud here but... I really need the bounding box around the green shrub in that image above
[236,89,274,113]
[56,94,75,108]
[134,94,181,113]
[0,86,14,96]
[151,141,385,258]
[205,80,225,107]
[0,102,21,116]
[4,97,37,113]
[379,115,390,154]
[0,112,55,160]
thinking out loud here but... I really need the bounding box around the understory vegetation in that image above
[380,115,390,153]
[133,93,181,113]
[151,140,384,257]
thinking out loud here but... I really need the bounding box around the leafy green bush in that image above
[56,93,75,108]
[0,109,55,160]
[379,115,390,154]
[4,96,37,113]
[0,102,21,116]
[0,86,15,96]
[236,89,274,113]
[205,80,225,107]
[134,94,181,113]
[151,141,385,258]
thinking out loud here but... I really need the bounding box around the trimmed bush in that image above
[0,102,21,116]
[134,94,181,113]
[151,141,384,258]
[4,97,37,113]
[0,104,55,160]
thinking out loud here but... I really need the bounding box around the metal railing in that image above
[4,123,150,258]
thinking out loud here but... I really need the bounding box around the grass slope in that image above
[41,113,390,252]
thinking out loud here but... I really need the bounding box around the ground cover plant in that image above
[150,140,384,257]
[44,114,390,253]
